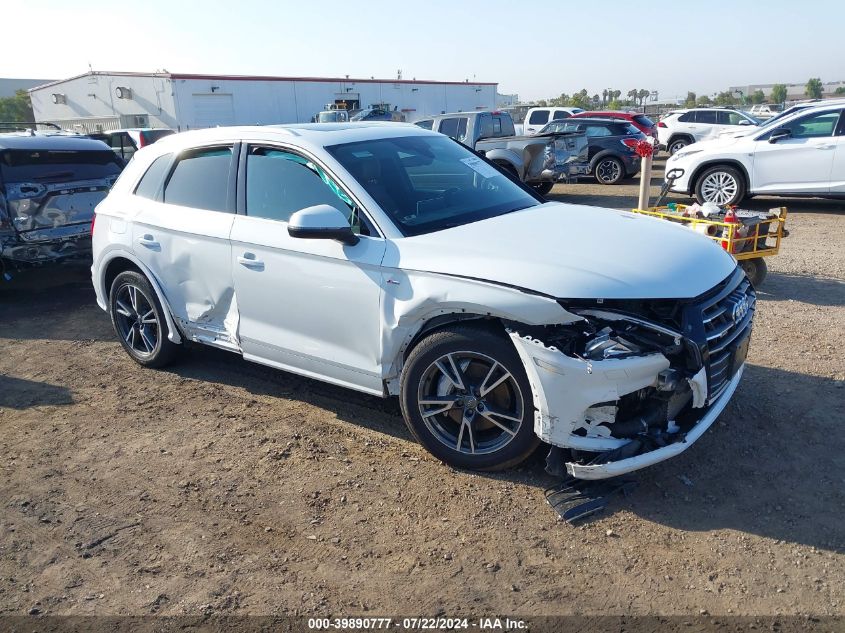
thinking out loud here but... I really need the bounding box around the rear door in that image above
[436,116,470,145]
[751,109,840,193]
[693,110,719,140]
[130,145,238,342]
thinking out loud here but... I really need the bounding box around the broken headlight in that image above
[583,326,642,360]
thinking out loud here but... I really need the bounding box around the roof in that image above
[30,71,497,92]
[0,134,110,151]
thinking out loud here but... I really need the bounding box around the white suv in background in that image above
[665,102,845,206]
[658,108,758,155]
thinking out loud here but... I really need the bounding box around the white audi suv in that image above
[91,123,755,479]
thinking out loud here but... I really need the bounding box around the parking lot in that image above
[1,160,844,617]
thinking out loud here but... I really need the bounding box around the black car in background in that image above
[0,134,123,272]
[537,117,646,185]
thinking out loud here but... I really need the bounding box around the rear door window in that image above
[552,110,571,120]
[696,110,718,124]
[437,117,468,143]
[163,146,233,212]
[528,110,550,125]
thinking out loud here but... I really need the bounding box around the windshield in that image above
[327,135,540,236]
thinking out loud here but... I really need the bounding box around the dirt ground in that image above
[1,162,844,619]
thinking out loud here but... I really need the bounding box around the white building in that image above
[29,71,499,132]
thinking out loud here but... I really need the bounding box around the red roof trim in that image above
[29,70,497,91]
[169,73,497,86]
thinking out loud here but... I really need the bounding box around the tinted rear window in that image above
[0,149,123,184]
[633,115,655,127]
[163,146,233,212]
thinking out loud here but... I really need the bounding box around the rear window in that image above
[633,114,655,127]
[0,149,123,184]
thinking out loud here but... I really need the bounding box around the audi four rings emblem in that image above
[731,296,750,323]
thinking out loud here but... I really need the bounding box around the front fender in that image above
[380,269,579,393]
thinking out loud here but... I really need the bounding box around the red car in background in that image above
[572,111,658,141]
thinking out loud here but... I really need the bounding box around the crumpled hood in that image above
[391,202,737,299]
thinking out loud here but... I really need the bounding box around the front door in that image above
[827,110,845,193]
[752,109,841,193]
[230,144,387,395]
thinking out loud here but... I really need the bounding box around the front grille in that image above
[694,270,756,403]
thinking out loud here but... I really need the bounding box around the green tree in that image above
[549,93,570,107]
[0,89,34,122]
[626,88,638,105]
[805,77,823,99]
[835,86,845,95]
[714,91,736,106]
[683,91,697,107]
[771,83,788,104]
[569,89,591,110]
[637,89,651,106]
[750,90,765,104]
[696,95,712,106]
[607,100,621,110]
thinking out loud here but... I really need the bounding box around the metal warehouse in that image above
[29,71,499,132]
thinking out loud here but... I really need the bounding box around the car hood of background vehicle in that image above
[392,202,737,299]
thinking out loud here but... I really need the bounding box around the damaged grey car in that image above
[1,134,122,271]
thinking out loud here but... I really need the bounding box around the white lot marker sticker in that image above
[460,156,502,179]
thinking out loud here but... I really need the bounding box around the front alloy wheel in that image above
[400,325,539,471]
[695,165,746,207]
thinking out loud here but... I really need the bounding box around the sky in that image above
[4,0,844,102]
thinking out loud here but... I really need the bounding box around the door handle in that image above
[237,253,264,269]
[815,144,835,150]
[137,234,160,248]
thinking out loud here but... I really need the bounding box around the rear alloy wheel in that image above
[695,165,746,207]
[531,181,554,196]
[668,137,690,155]
[400,326,539,471]
[109,270,178,368]
[594,157,625,185]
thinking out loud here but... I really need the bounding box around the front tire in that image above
[109,270,179,368]
[400,325,539,471]
[593,156,625,185]
[694,165,746,207]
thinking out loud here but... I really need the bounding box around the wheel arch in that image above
[689,159,750,196]
[99,251,183,344]
[667,132,695,147]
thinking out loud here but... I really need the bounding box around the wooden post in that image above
[638,153,653,210]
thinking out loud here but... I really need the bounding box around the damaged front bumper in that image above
[508,308,747,480]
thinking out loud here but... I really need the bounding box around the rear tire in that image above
[593,156,625,185]
[109,270,179,368]
[400,325,540,471]
[739,258,768,287]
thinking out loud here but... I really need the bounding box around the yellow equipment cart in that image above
[631,205,788,286]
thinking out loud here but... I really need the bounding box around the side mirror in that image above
[288,204,359,246]
[737,119,751,126]
[768,128,791,144]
